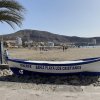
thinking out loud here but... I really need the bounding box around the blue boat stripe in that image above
[10,67,100,75]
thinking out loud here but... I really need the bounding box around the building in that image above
[47,42,54,47]
[6,40,16,48]
[16,37,22,47]
[92,39,96,45]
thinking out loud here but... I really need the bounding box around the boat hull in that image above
[10,67,100,76]
[7,57,100,75]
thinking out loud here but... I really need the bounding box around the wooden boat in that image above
[7,57,100,75]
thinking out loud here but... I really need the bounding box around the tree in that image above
[0,0,25,29]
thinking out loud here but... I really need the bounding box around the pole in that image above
[0,35,4,64]
[0,42,1,64]
[0,41,4,64]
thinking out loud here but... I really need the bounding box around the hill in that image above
[1,29,100,45]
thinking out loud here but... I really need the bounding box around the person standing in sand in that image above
[4,49,9,64]
[62,45,65,52]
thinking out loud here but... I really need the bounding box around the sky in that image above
[0,0,100,37]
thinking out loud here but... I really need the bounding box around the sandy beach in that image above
[0,77,100,100]
[0,86,100,100]
[1,47,100,100]
[8,47,100,60]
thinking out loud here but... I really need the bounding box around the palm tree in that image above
[0,0,25,29]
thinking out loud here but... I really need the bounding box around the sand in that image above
[1,47,100,100]
[0,84,100,100]
[8,47,100,60]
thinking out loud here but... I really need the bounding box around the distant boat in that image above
[7,57,100,75]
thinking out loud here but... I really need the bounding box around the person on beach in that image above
[4,49,9,64]
[62,45,65,52]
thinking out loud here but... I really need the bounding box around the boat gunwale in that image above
[7,57,100,66]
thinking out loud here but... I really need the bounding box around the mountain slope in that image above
[1,29,100,44]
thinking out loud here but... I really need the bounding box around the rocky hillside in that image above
[1,29,100,44]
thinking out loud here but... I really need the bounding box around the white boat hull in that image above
[7,57,100,75]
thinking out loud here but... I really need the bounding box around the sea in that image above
[80,45,100,48]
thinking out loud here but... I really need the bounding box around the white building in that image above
[16,37,22,47]
[92,39,96,45]
[47,42,54,47]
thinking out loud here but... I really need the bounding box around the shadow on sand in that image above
[0,74,99,86]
